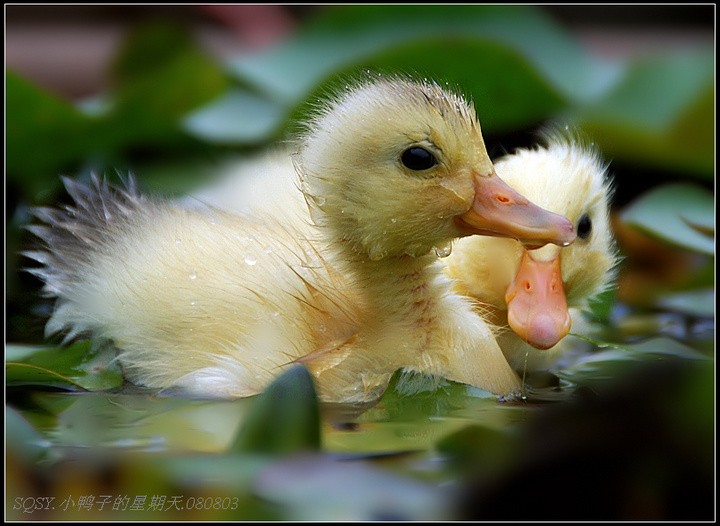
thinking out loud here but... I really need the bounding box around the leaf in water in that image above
[183,88,286,144]
[583,288,618,324]
[556,336,710,388]
[5,341,123,391]
[230,365,321,455]
[656,288,715,318]
[452,354,714,520]
[580,50,713,129]
[5,363,86,390]
[325,370,523,456]
[5,344,52,363]
[7,21,229,203]
[109,20,229,118]
[620,183,714,255]
[156,454,270,490]
[100,49,229,154]
[666,83,714,176]
[194,30,570,143]
[75,20,229,170]
[572,48,714,178]
[253,453,452,521]
[435,424,518,478]
[627,337,711,360]
[20,392,234,451]
[5,407,55,464]
[110,21,199,86]
[226,5,602,125]
[353,37,566,133]
[129,397,251,452]
[5,72,93,196]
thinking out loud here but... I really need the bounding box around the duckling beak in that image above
[456,171,576,249]
[504,249,571,350]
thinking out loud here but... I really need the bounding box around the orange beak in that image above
[505,249,571,350]
[456,171,576,249]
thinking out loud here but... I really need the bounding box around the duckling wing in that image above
[424,294,522,398]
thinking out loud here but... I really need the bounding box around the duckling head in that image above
[295,76,576,261]
[477,132,618,349]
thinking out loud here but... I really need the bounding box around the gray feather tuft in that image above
[23,174,148,337]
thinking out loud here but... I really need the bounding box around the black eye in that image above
[577,213,592,239]
[401,147,437,171]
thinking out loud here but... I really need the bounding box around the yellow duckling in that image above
[445,131,618,371]
[193,133,616,372]
[187,147,307,222]
[25,76,575,403]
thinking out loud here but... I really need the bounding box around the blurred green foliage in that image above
[5,5,714,522]
[230,366,321,455]
[6,341,123,391]
[621,182,714,255]
[6,5,714,201]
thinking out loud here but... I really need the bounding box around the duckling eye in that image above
[401,147,437,171]
[577,213,592,239]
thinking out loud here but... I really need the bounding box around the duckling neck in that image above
[345,249,448,329]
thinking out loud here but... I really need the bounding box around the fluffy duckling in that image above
[186,147,307,222]
[25,77,576,403]
[444,132,618,371]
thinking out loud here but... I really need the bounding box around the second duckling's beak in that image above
[456,171,576,249]
[504,249,571,350]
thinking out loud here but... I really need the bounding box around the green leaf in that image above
[346,37,567,133]
[152,454,270,490]
[235,6,599,98]
[5,72,94,196]
[583,288,618,324]
[435,424,517,476]
[656,288,715,318]
[620,183,714,255]
[325,370,525,456]
[572,48,714,178]
[183,88,286,144]
[225,5,601,134]
[252,453,451,521]
[556,336,710,388]
[110,22,199,85]
[581,50,713,129]
[5,407,55,464]
[5,342,123,391]
[6,21,230,199]
[230,365,321,455]
[97,24,229,158]
[5,363,86,390]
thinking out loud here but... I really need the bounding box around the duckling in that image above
[25,76,576,403]
[193,133,615,372]
[444,131,618,371]
[186,147,307,222]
